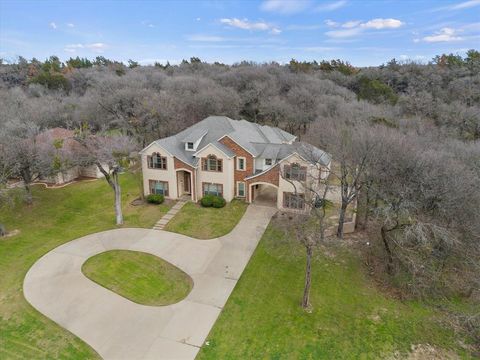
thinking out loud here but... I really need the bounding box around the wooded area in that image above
[0,52,479,307]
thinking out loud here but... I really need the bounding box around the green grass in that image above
[198,223,474,359]
[0,173,171,360]
[82,250,192,306]
[165,199,248,239]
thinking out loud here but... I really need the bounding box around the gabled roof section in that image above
[140,116,328,167]
[194,141,235,158]
[181,128,208,143]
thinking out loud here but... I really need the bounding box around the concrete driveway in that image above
[24,204,276,360]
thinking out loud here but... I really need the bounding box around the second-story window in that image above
[202,154,223,172]
[265,158,272,166]
[237,157,246,171]
[186,142,194,150]
[284,163,306,181]
[148,153,167,170]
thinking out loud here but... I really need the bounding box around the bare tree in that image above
[329,125,377,238]
[74,127,136,225]
[278,146,333,309]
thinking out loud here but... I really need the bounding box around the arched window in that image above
[201,154,222,172]
[147,152,167,170]
[284,162,306,181]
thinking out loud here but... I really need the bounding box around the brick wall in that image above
[218,136,254,199]
[246,165,280,202]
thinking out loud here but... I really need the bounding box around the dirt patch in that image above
[1,229,20,239]
[387,344,460,360]
[130,198,145,206]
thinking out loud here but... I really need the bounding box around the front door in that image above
[183,172,191,194]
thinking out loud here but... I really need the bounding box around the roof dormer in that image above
[182,129,208,152]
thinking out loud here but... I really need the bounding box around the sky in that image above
[0,0,479,66]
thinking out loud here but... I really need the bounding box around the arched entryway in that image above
[249,182,278,207]
[176,169,194,201]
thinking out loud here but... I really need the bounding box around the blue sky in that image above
[1,0,479,66]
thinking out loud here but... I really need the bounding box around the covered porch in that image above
[250,183,278,207]
[176,169,194,201]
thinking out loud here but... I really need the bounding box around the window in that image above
[284,163,306,181]
[186,142,194,150]
[201,155,222,172]
[203,183,223,197]
[237,157,246,171]
[237,182,246,197]
[265,158,272,166]
[147,153,167,170]
[149,180,169,196]
[283,192,305,209]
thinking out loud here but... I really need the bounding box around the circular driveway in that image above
[24,205,276,360]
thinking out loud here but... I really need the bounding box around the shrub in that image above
[212,196,226,208]
[146,194,164,204]
[200,194,215,207]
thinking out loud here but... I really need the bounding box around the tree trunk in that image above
[336,201,348,239]
[380,225,394,274]
[302,244,313,309]
[24,183,33,205]
[355,187,368,230]
[113,172,123,225]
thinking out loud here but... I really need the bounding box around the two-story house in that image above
[140,116,331,211]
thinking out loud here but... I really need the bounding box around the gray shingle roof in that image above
[145,116,330,167]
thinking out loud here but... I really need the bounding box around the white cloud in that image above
[260,0,311,14]
[325,19,339,27]
[435,0,480,11]
[326,27,362,38]
[196,17,201,21]
[220,18,281,34]
[141,20,155,28]
[315,0,347,12]
[86,43,107,51]
[342,20,361,28]
[67,23,74,28]
[420,27,463,42]
[361,18,404,29]
[325,18,404,38]
[49,22,57,29]
[187,34,225,42]
[64,42,107,53]
[286,24,322,30]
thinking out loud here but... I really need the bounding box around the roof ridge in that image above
[252,122,271,143]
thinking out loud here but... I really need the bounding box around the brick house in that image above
[140,116,331,211]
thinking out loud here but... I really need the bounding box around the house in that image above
[35,128,104,185]
[140,116,331,211]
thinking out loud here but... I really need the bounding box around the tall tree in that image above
[74,127,136,225]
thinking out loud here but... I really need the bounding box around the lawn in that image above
[82,250,192,306]
[0,173,170,359]
[164,199,248,239]
[198,221,474,359]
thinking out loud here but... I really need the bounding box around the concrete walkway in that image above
[24,204,276,360]
[153,198,189,230]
